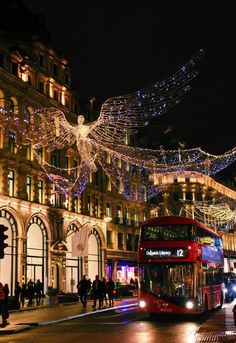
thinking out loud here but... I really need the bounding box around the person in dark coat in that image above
[3,284,9,307]
[0,282,8,326]
[77,275,90,308]
[35,279,43,306]
[27,279,35,307]
[20,283,27,308]
[92,275,103,310]
[14,281,22,302]
[101,277,108,307]
[106,277,115,307]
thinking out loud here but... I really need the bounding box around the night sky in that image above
[22,1,236,156]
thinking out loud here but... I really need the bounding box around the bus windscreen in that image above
[141,224,192,241]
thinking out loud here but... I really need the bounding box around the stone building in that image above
[0,1,235,297]
[0,1,155,295]
[151,172,236,273]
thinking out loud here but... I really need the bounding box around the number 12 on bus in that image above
[138,216,224,315]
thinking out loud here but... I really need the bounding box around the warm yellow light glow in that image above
[21,73,27,82]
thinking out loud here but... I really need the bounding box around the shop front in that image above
[107,258,137,285]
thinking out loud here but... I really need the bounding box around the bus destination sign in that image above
[144,248,187,259]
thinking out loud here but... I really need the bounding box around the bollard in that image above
[232,305,236,325]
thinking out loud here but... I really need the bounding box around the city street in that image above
[0,304,205,343]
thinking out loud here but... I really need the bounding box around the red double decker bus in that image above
[138,216,224,315]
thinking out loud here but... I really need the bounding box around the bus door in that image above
[208,268,214,308]
[196,262,204,310]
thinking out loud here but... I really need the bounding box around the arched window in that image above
[9,97,18,113]
[26,106,34,124]
[65,223,83,293]
[26,216,48,292]
[88,227,102,280]
[0,209,17,295]
[9,99,14,112]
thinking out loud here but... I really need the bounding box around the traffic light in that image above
[0,224,8,259]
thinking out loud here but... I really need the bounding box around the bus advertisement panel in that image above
[138,216,224,315]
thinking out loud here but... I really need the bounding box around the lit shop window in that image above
[38,180,43,204]
[27,176,32,201]
[8,170,15,196]
[8,131,16,154]
[106,202,111,217]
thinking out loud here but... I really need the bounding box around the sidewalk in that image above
[0,297,138,334]
[195,300,236,342]
[2,297,236,341]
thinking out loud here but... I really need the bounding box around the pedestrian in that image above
[20,283,27,308]
[106,277,115,307]
[77,275,90,309]
[3,284,9,306]
[92,275,103,310]
[14,281,22,303]
[0,282,9,326]
[35,279,43,306]
[115,279,121,300]
[27,279,35,307]
[134,278,138,295]
[101,277,108,307]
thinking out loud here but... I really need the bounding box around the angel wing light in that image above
[2,49,234,200]
[24,49,236,200]
[27,50,206,197]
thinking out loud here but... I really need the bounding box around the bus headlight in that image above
[139,300,146,308]
[186,301,194,309]
[223,288,228,294]
[233,286,236,292]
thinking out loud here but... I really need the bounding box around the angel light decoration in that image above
[26,48,235,200]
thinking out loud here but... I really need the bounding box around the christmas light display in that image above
[193,202,236,223]
[1,48,235,201]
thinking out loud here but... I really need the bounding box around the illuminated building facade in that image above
[151,172,236,273]
[0,2,235,297]
[0,1,155,295]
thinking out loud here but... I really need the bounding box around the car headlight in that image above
[186,301,194,309]
[233,286,236,292]
[139,300,146,308]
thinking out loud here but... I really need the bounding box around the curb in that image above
[0,302,138,334]
[0,324,31,334]
[38,302,138,326]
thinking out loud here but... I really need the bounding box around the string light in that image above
[1,49,235,201]
[193,202,236,223]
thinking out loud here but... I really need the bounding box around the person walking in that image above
[115,279,121,300]
[106,277,115,307]
[35,279,43,306]
[20,283,27,308]
[27,279,35,307]
[77,275,90,309]
[14,281,22,303]
[0,282,9,326]
[134,277,138,296]
[3,284,9,307]
[101,277,108,307]
[92,275,103,310]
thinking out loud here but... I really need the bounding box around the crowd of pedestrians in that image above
[77,275,122,311]
[14,279,43,308]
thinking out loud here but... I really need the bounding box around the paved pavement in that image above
[0,297,137,334]
[1,297,236,342]
[196,300,236,342]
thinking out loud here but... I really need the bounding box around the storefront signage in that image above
[202,246,223,264]
[199,237,215,245]
[144,248,187,259]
